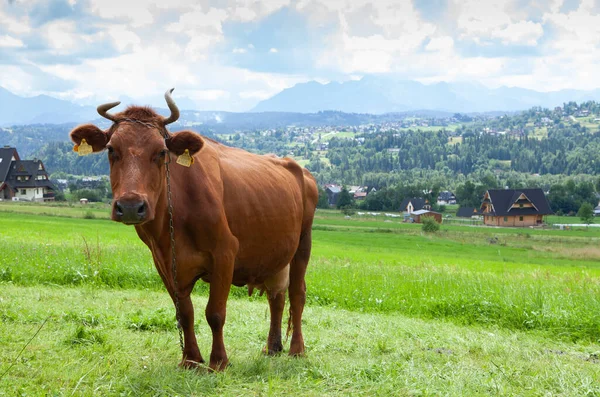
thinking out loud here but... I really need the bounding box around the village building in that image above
[479,188,552,227]
[437,190,457,205]
[456,207,480,218]
[409,209,442,224]
[0,146,56,202]
[400,197,431,213]
[324,184,341,206]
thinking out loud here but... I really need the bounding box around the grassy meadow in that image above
[1,204,600,395]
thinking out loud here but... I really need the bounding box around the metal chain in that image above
[115,118,183,354]
[164,151,185,354]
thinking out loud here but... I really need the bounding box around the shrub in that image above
[341,206,356,216]
[84,210,95,219]
[422,216,440,233]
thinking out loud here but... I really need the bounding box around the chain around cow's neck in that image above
[164,147,185,355]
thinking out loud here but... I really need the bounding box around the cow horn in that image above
[97,101,121,122]
[163,88,180,126]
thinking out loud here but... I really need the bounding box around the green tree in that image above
[578,203,594,225]
[336,186,354,209]
[316,186,330,209]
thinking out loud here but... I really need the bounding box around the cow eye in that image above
[106,145,119,161]
[155,149,168,163]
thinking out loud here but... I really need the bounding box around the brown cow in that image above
[69,89,318,371]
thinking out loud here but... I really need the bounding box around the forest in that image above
[1,102,600,214]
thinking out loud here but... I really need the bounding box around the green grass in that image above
[2,211,600,342]
[1,285,599,396]
[0,200,111,219]
[2,209,600,394]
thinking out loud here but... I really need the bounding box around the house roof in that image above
[326,185,341,194]
[438,191,456,200]
[482,188,553,216]
[4,157,55,191]
[411,209,439,215]
[400,197,427,212]
[0,147,19,184]
[456,207,479,217]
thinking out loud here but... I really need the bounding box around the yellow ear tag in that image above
[176,149,194,167]
[76,139,93,156]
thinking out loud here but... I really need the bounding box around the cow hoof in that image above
[288,344,306,357]
[262,344,283,356]
[208,359,230,372]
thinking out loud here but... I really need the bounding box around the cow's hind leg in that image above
[262,263,289,355]
[264,291,285,355]
[288,229,312,356]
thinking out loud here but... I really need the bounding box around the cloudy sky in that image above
[1,0,600,111]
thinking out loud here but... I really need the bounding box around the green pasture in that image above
[1,206,600,394]
[0,200,111,219]
[1,285,599,395]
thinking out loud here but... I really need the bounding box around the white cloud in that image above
[454,0,543,46]
[238,90,272,100]
[491,20,543,45]
[455,0,512,38]
[184,34,223,61]
[105,26,141,52]
[0,34,24,48]
[9,0,600,110]
[0,65,34,93]
[88,0,154,27]
[425,36,454,52]
[166,7,228,34]
[190,90,231,101]
[0,7,31,34]
[43,21,78,52]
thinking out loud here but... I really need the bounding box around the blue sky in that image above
[1,0,600,111]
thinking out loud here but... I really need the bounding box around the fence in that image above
[442,218,484,226]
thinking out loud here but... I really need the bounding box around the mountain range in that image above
[251,76,600,114]
[2,76,600,126]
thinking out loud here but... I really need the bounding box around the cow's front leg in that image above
[176,294,204,368]
[205,249,235,371]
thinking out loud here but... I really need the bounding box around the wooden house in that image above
[410,209,442,224]
[0,146,56,202]
[480,188,552,227]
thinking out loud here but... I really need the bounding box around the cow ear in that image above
[70,124,109,153]
[166,131,205,156]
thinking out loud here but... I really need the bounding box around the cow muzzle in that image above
[113,195,149,225]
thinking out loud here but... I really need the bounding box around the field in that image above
[1,204,600,395]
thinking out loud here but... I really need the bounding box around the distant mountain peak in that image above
[251,76,600,114]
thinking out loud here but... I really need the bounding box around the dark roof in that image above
[482,188,553,216]
[0,147,18,184]
[456,207,479,217]
[438,191,456,200]
[4,158,55,191]
[400,197,427,212]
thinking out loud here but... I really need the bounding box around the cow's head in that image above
[69,89,204,225]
